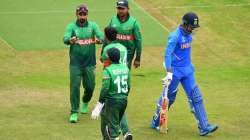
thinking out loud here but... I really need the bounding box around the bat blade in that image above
[159,86,169,133]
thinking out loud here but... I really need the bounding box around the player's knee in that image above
[86,86,94,91]
[70,84,80,93]
[190,86,203,103]
[85,84,95,93]
[84,89,94,99]
[70,79,81,85]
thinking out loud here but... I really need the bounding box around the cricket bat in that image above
[159,84,169,133]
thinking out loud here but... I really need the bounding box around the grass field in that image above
[0,0,250,140]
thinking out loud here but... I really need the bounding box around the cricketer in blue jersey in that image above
[151,12,218,136]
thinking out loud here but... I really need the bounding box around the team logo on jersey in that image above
[122,26,130,31]
[181,37,186,43]
[125,27,131,32]
[181,36,191,49]
[88,28,92,33]
[74,29,79,36]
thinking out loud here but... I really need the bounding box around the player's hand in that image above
[95,39,103,44]
[162,72,173,86]
[133,60,140,68]
[91,102,104,120]
[69,36,78,44]
[100,58,103,63]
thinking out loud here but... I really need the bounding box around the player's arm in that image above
[134,21,142,65]
[93,23,104,44]
[100,42,109,62]
[91,69,110,120]
[164,35,178,72]
[100,48,106,63]
[100,18,113,58]
[98,69,111,103]
[63,24,77,45]
[127,71,131,94]
[162,35,178,85]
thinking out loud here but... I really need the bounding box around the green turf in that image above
[0,0,167,51]
[0,0,250,140]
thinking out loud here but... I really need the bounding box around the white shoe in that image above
[124,132,133,140]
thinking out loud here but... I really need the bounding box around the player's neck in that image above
[76,20,87,27]
[180,25,191,35]
[120,16,127,21]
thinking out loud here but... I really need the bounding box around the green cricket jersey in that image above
[101,42,127,65]
[63,21,104,67]
[99,63,130,103]
[109,14,142,61]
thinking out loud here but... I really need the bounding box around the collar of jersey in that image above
[179,26,191,36]
[76,20,89,27]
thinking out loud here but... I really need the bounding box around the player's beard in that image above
[185,27,193,34]
[184,27,193,34]
[181,25,193,35]
[78,19,86,24]
[118,11,128,19]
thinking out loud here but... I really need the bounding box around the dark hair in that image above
[107,48,120,63]
[104,27,118,41]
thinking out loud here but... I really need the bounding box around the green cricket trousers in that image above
[70,65,95,113]
[101,99,127,140]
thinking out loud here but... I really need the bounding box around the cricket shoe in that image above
[81,102,89,114]
[105,126,120,140]
[69,113,78,123]
[199,124,218,136]
[150,119,160,131]
[124,132,133,140]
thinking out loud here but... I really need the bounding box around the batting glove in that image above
[91,102,104,120]
[162,72,173,86]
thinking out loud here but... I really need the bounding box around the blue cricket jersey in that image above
[164,26,194,78]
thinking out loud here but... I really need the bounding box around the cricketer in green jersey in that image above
[63,4,104,123]
[91,48,130,140]
[101,27,127,67]
[100,27,133,140]
[103,0,142,69]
